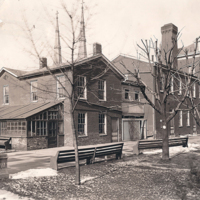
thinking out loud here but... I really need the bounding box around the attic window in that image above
[3,75,8,80]
[3,85,9,104]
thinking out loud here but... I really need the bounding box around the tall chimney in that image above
[93,43,102,55]
[161,23,178,69]
[39,57,47,69]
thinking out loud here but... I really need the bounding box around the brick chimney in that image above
[161,23,178,69]
[39,57,47,69]
[93,43,102,55]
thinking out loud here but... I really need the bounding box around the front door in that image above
[111,118,119,142]
[123,120,146,141]
[48,121,57,148]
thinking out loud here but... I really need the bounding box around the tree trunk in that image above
[162,119,169,160]
[71,107,80,185]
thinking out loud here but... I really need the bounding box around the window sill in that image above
[99,99,106,102]
[57,97,65,100]
[179,126,183,128]
[3,103,9,105]
[78,135,88,138]
[99,134,107,136]
[79,98,87,101]
[31,101,38,103]
[160,90,164,93]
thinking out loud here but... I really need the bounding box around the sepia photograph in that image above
[0,0,200,199]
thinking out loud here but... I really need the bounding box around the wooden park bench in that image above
[133,136,188,155]
[0,136,11,150]
[50,142,124,170]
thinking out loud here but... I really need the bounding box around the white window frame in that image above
[170,76,174,94]
[57,75,65,99]
[99,113,107,135]
[179,110,183,127]
[169,109,175,135]
[187,111,190,126]
[160,74,165,92]
[77,76,87,99]
[98,80,106,101]
[199,83,200,98]
[78,112,87,136]
[193,83,196,98]
[31,80,38,102]
[3,85,9,105]
[178,80,182,95]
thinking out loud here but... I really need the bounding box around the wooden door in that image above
[48,121,57,148]
[111,118,119,142]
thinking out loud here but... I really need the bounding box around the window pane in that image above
[3,86,9,104]
[99,114,105,134]
[98,80,105,100]
[78,113,85,135]
[77,76,86,98]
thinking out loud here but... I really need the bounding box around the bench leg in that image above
[86,158,91,165]
[116,153,121,160]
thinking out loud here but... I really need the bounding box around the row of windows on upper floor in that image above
[2,75,107,105]
[160,75,200,98]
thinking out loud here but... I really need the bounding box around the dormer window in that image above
[31,81,38,102]
[3,85,9,104]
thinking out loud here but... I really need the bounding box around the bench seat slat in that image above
[50,142,124,170]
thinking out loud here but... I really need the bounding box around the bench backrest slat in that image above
[138,136,188,150]
[51,143,124,168]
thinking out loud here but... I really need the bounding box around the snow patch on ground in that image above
[0,189,34,200]
[144,143,200,156]
[81,176,97,184]
[10,168,57,179]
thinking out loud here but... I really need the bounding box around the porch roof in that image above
[0,100,63,120]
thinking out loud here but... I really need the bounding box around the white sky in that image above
[0,0,200,71]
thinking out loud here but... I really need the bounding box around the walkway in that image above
[5,135,199,174]
[6,141,137,174]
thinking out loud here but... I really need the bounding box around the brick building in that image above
[0,7,125,150]
[113,23,200,140]
[0,50,125,150]
[156,23,200,138]
[113,55,155,139]
[121,80,147,141]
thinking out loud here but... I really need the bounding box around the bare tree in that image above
[121,24,200,160]
[20,0,95,185]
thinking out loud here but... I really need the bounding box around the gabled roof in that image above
[0,67,26,77]
[0,100,63,120]
[19,54,125,80]
[112,54,150,74]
